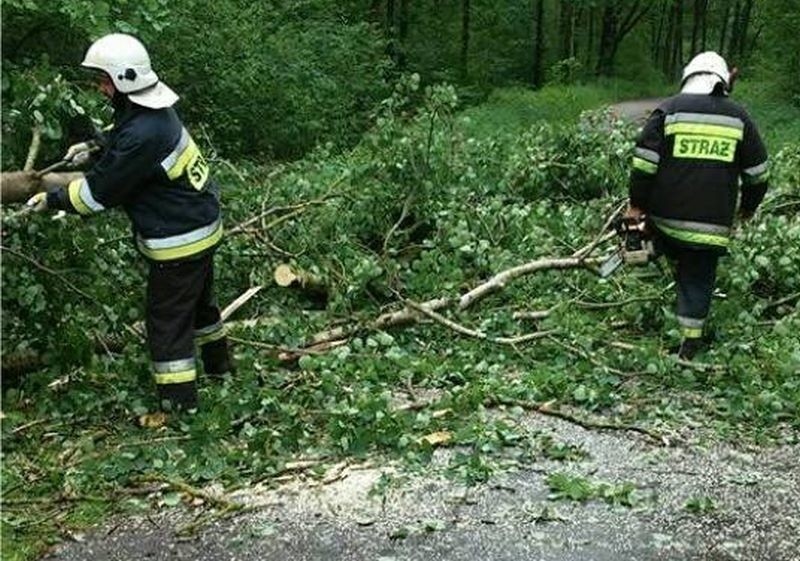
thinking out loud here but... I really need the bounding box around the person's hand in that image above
[625,205,645,220]
[25,192,48,213]
[63,141,95,166]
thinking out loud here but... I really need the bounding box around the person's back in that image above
[627,51,769,359]
[640,92,768,253]
[84,99,223,260]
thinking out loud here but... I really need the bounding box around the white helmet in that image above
[681,51,730,94]
[81,33,178,109]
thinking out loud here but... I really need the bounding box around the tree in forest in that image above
[596,0,652,75]
[461,0,470,79]
[532,0,545,86]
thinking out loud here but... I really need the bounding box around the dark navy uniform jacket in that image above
[48,99,222,261]
[629,92,769,253]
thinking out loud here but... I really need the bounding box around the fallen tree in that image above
[0,171,83,204]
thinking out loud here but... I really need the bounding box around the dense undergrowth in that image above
[2,82,799,559]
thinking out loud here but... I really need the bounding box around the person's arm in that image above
[47,130,157,216]
[629,108,665,216]
[738,113,769,220]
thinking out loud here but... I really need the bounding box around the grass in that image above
[458,78,671,139]
[734,80,800,150]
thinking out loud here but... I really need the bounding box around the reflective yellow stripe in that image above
[154,369,196,385]
[682,327,703,339]
[633,156,658,174]
[68,179,92,215]
[166,140,200,180]
[673,134,736,163]
[654,221,730,248]
[195,324,225,346]
[743,170,770,185]
[665,122,743,140]
[137,222,223,261]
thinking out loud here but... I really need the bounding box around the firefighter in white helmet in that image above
[626,51,769,360]
[26,34,234,409]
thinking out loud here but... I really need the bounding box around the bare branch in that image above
[459,256,603,309]
[23,125,42,172]
[403,297,553,346]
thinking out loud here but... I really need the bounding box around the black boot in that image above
[677,338,707,360]
[200,338,235,378]
[157,381,198,410]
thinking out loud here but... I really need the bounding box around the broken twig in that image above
[459,256,603,309]
[403,298,553,346]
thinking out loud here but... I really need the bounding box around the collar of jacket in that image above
[112,94,149,128]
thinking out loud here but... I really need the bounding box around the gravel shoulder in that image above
[42,411,800,561]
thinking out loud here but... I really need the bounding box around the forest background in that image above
[2,1,800,559]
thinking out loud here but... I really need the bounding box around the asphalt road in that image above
[611,98,664,122]
[41,412,800,561]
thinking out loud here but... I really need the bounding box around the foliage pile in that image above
[2,81,799,559]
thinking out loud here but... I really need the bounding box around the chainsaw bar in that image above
[598,250,624,278]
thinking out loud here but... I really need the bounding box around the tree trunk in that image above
[386,0,395,29]
[559,0,574,59]
[532,0,545,86]
[738,0,754,58]
[596,1,650,76]
[397,0,409,68]
[663,0,675,74]
[718,1,730,54]
[666,0,683,78]
[700,0,708,51]
[460,0,470,79]
[586,6,596,71]
[369,0,382,21]
[653,2,667,67]
[691,0,701,54]
[596,3,617,75]
[675,0,684,71]
[573,6,584,60]
[728,0,741,58]
[386,0,399,65]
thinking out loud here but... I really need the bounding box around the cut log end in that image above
[274,264,299,287]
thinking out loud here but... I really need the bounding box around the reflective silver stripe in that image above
[137,218,221,251]
[195,321,223,338]
[634,147,660,164]
[651,217,730,235]
[665,112,744,130]
[160,127,191,173]
[153,358,195,373]
[743,160,769,177]
[677,316,705,329]
[79,178,105,212]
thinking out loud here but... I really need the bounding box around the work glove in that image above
[63,141,96,166]
[25,192,48,213]
[624,205,645,220]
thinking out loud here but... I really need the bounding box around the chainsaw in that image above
[597,215,655,277]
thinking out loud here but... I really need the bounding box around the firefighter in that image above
[26,33,234,408]
[627,51,769,360]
